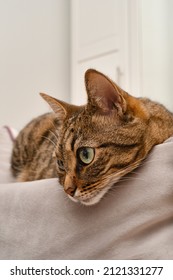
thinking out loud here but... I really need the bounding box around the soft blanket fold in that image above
[0,127,173,259]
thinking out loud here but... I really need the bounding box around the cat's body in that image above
[11,113,58,181]
[11,69,173,205]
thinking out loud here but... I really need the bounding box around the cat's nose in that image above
[65,186,77,197]
[64,175,77,197]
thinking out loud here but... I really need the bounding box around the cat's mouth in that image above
[67,184,112,206]
[69,196,94,206]
[68,195,100,206]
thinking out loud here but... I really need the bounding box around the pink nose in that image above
[65,186,77,197]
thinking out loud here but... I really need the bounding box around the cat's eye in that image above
[57,159,65,171]
[77,147,95,165]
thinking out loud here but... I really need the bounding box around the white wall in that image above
[140,0,173,110]
[0,0,70,129]
[168,0,173,99]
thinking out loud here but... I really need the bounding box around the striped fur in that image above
[11,69,173,205]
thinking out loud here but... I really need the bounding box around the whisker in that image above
[119,177,147,183]
[48,129,59,142]
[41,136,57,148]
[47,118,60,137]
[137,158,163,168]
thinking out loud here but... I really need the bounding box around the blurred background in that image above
[0,0,172,129]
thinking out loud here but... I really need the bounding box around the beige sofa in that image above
[0,127,173,259]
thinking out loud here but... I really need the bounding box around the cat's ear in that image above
[85,69,127,115]
[40,93,81,119]
[40,93,68,119]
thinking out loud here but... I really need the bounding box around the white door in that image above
[71,0,128,105]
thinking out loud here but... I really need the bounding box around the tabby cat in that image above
[11,69,173,205]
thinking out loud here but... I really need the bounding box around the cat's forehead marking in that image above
[63,124,80,153]
[68,112,81,123]
[70,134,78,151]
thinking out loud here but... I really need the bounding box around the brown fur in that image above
[11,69,173,205]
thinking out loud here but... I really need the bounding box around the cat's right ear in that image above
[40,93,67,120]
[85,69,127,115]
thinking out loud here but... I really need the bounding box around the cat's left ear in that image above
[40,93,83,121]
[85,69,127,115]
[40,93,82,120]
[40,93,68,120]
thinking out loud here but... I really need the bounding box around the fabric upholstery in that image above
[0,127,173,259]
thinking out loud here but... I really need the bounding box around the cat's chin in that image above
[67,186,111,206]
[68,195,101,206]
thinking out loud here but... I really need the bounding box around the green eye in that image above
[78,147,95,165]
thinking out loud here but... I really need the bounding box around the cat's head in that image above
[41,69,150,205]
